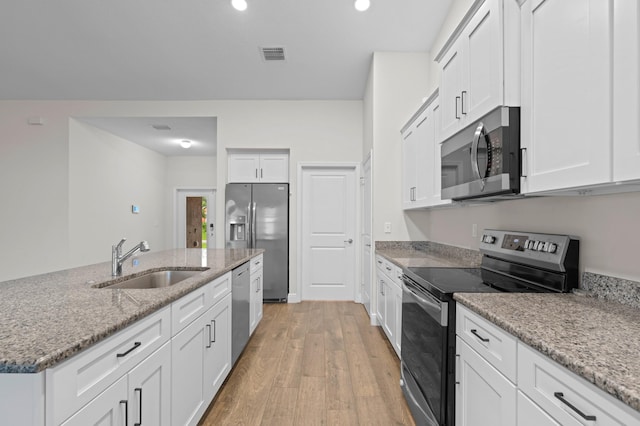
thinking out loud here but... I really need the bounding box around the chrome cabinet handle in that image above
[134,388,142,426]
[520,147,528,178]
[344,239,353,244]
[455,96,461,119]
[470,329,489,342]
[471,122,485,180]
[206,324,212,348]
[117,342,141,358]
[554,392,596,421]
[211,320,216,343]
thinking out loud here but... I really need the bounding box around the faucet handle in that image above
[114,238,127,255]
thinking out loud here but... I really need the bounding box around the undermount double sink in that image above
[93,268,207,290]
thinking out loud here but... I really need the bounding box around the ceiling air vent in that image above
[261,47,286,61]
[151,124,171,131]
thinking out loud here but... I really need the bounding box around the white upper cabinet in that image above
[520,0,612,194]
[613,0,640,182]
[228,151,289,183]
[436,0,520,143]
[401,93,450,210]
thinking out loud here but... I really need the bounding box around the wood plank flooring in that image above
[200,301,416,426]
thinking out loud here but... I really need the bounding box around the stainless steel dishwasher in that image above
[232,262,250,365]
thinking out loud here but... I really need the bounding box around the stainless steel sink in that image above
[96,269,204,289]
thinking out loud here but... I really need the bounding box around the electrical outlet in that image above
[384,222,392,233]
[472,224,478,238]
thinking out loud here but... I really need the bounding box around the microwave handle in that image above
[471,121,485,180]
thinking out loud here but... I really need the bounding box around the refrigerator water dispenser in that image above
[229,217,246,241]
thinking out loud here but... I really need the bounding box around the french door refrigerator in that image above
[225,183,289,302]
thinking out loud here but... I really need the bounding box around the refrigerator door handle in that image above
[252,202,257,248]
[247,202,253,248]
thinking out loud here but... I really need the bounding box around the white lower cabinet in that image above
[39,268,239,426]
[250,254,264,335]
[455,337,516,426]
[172,293,232,426]
[127,341,171,426]
[61,375,128,426]
[375,255,402,357]
[517,391,561,426]
[456,304,640,425]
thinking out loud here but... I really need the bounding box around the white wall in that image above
[165,156,217,247]
[68,120,168,268]
[0,100,362,294]
[365,52,432,242]
[214,100,363,299]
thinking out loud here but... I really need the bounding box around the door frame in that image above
[361,150,375,324]
[296,162,361,302]
[174,188,217,249]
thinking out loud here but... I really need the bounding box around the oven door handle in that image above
[402,278,448,326]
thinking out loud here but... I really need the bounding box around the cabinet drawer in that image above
[456,304,517,382]
[46,306,170,425]
[518,342,640,426]
[250,254,263,274]
[171,282,213,336]
[211,271,232,305]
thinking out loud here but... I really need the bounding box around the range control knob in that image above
[525,240,533,250]
[547,243,558,253]
[482,235,496,244]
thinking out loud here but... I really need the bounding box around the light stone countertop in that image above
[454,292,640,412]
[0,248,263,373]
[376,242,482,269]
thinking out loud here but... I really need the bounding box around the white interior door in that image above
[361,153,373,317]
[300,165,357,300]
[176,189,216,249]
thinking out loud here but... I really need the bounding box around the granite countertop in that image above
[0,248,263,374]
[455,292,640,412]
[376,242,482,269]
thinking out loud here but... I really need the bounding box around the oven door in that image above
[400,276,449,426]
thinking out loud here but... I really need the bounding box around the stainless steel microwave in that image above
[441,106,521,201]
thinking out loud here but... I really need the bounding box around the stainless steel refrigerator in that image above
[225,183,289,302]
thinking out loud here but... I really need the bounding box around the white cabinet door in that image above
[440,45,465,140]
[455,337,516,426]
[613,0,640,182]
[383,280,395,345]
[393,280,402,356]
[401,123,418,208]
[375,271,385,327]
[228,152,289,183]
[414,111,434,205]
[61,376,128,426]
[259,153,289,182]
[517,391,562,426]
[205,294,232,402]
[462,0,502,124]
[228,153,260,183]
[250,267,263,335]
[521,0,612,193]
[171,310,211,426]
[127,342,171,426]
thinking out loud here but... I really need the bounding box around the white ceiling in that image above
[78,116,217,156]
[1,0,452,101]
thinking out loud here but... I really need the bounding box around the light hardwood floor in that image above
[200,301,416,426]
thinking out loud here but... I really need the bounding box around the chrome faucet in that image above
[112,238,150,276]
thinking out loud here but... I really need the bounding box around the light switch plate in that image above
[384,222,391,233]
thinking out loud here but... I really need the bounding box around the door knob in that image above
[344,239,353,244]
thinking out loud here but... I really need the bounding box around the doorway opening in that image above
[176,189,216,249]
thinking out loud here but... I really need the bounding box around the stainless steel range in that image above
[400,229,579,426]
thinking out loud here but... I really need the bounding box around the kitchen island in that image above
[0,248,263,373]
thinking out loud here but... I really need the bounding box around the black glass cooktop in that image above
[403,267,500,300]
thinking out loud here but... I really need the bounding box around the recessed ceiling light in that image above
[231,0,247,11]
[354,0,370,11]
[180,140,192,149]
